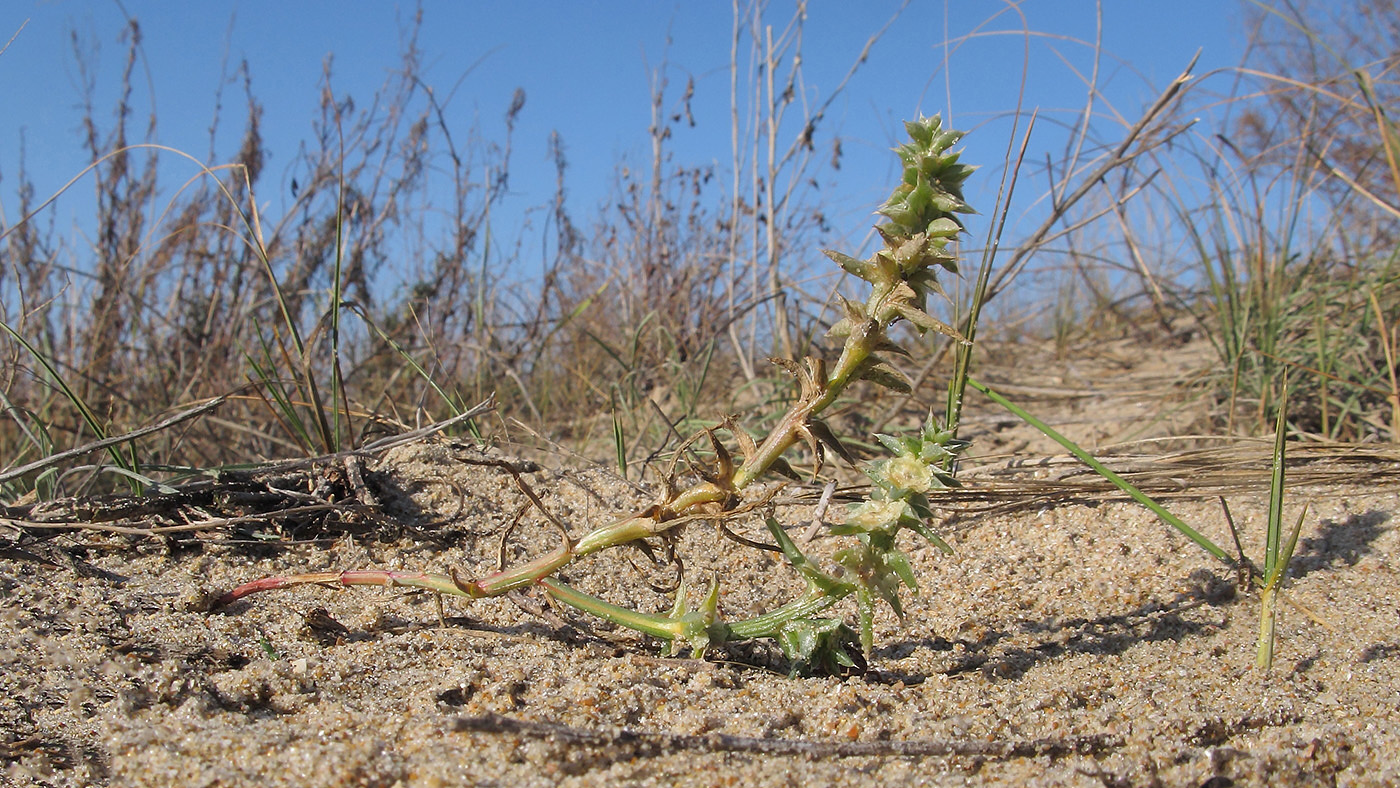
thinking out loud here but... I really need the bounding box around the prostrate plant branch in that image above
[215,116,977,674]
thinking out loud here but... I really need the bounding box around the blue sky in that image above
[1,1,1249,288]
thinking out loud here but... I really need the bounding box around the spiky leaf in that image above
[807,418,858,466]
[858,358,914,394]
[824,249,872,280]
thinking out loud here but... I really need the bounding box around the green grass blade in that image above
[0,389,56,498]
[96,464,175,494]
[0,318,141,490]
[244,331,316,454]
[1264,378,1289,579]
[346,302,472,422]
[967,376,1233,564]
[1257,380,1302,672]
[580,328,629,371]
[610,391,628,479]
[529,279,611,371]
[946,111,1033,439]
[1277,506,1306,588]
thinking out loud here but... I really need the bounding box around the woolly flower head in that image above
[843,499,910,532]
[880,455,933,494]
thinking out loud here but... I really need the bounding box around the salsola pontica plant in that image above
[216,115,976,674]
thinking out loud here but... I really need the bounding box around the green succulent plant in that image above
[217,115,978,675]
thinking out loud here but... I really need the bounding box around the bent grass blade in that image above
[967,376,1234,563]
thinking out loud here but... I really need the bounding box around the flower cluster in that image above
[827,115,973,301]
[868,417,965,495]
[879,115,975,240]
[819,115,976,402]
[830,414,968,654]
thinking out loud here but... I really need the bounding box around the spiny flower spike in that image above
[883,115,976,238]
[824,115,974,369]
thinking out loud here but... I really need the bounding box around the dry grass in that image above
[1,2,1397,504]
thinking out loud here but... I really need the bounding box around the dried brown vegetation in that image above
[1,2,1397,496]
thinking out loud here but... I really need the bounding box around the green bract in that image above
[836,498,915,533]
[881,116,976,239]
[776,618,864,677]
[826,412,968,654]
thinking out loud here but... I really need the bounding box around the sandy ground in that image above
[2,336,1398,787]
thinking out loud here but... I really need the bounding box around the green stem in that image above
[573,514,664,556]
[732,411,805,489]
[470,546,574,596]
[571,482,728,555]
[820,320,880,408]
[1256,585,1278,670]
[732,319,881,489]
[540,578,702,641]
[724,589,844,640]
[540,578,845,646]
